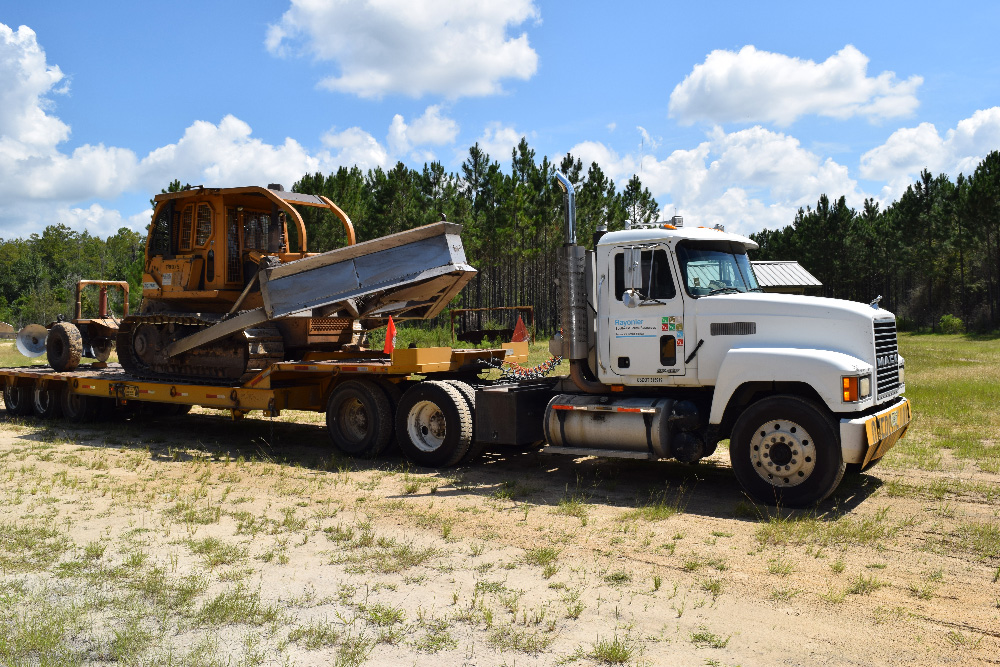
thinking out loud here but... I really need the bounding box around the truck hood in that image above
[692,292,892,379]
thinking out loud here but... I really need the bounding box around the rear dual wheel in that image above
[2,384,33,416]
[395,381,472,467]
[326,380,394,458]
[32,386,62,419]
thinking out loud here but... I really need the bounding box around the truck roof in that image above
[597,224,759,250]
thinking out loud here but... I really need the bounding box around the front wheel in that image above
[395,381,472,467]
[729,396,845,507]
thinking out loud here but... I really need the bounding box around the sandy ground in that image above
[0,407,998,666]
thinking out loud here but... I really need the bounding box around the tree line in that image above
[1,140,998,334]
[750,153,1000,332]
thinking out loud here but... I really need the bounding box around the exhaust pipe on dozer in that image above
[554,173,607,394]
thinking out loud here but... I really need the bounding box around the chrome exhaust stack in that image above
[554,173,606,393]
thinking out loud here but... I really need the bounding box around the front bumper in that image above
[839,396,912,466]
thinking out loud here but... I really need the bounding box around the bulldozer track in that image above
[116,314,284,385]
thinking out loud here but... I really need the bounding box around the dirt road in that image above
[1,408,997,666]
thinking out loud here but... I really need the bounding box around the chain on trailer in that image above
[485,354,563,381]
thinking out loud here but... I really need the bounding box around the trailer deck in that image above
[0,342,530,420]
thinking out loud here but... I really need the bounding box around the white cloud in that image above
[320,126,389,172]
[0,24,70,155]
[860,107,1000,200]
[669,45,922,126]
[0,20,399,238]
[474,122,524,163]
[570,126,864,236]
[387,105,459,157]
[267,0,539,99]
[141,115,341,189]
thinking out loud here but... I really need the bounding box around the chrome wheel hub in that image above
[749,419,816,487]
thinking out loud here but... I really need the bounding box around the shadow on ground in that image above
[2,406,883,523]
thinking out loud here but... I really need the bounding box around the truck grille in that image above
[874,319,900,399]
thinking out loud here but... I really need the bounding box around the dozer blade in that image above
[164,222,475,358]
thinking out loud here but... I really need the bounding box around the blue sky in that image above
[2,0,1000,239]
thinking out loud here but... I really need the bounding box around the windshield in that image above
[676,241,760,297]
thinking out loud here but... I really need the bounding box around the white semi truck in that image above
[473,173,911,507]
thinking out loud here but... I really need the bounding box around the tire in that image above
[395,381,472,467]
[729,395,845,507]
[32,385,63,419]
[2,384,33,416]
[91,337,115,363]
[376,379,404,455]
[47,322,83,372]
[326,380,394,458]
[444,380,484,464]
[61,390,97,423]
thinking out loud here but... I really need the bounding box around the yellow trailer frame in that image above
[1,342,529,419]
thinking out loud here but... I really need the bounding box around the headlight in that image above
[842,374,872,402]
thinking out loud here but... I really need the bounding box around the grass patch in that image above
[194,585,281,626]
[187,537,247,568]
[288,620,341,650]
[524,546,560,567]
[618,486,688,522]
[690,626,730,648]
[846,574,888,596]
[756,507,904,548]
[0,522,71,572]
[603,570,632,586]
[487,625,554,653]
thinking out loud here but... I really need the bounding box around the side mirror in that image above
[623,289,640,308]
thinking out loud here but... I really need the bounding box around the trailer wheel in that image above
[2,384,33,416]
[395,381,472,467]
[32,386,63,419]
[47,322,83,372]
[326,380,393,458]
[61,390,97,423]
[443,380,484,464]
[729,395,845,507]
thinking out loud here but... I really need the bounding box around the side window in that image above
[150,208,172,256]
[226,208,241,284]
[194,203,213,247]
[613,249,676,301]
[179,206,194,252]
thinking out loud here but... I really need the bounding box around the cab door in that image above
[606,245,687,382]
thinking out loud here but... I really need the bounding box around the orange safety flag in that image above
[511,315,529,342]
[384,316,397,355]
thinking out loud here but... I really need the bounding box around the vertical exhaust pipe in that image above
[555,173,607,394]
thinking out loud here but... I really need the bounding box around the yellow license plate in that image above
[863,398,912,466]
